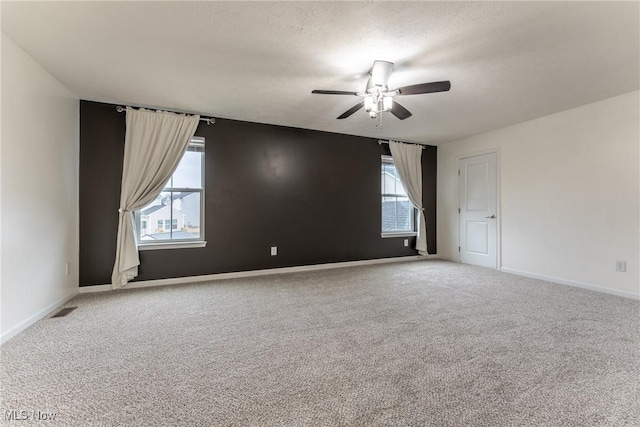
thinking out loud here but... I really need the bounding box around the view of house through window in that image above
[137,137,205,243]
[381,155,416,234]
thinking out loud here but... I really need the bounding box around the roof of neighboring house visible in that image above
[141,205,166,216]
[173,192,199,200]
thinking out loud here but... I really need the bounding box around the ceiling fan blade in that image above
[390,101,412,120]
[337,102,364,119]
[397,81,451,95]
[312,90,359,95]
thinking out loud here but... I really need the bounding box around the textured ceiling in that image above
[2,1,638,144]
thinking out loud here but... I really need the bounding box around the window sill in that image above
[138,241,207,251]
[381,232,417,238]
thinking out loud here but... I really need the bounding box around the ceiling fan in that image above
[311,60,451,122]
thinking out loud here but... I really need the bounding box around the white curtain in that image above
[111,107,200,288]
[389,141,428,255]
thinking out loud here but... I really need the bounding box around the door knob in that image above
[486,215,496,219]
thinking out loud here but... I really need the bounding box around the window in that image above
[381,155,416,236]
[163,219,178,230]
[137,137,205,247]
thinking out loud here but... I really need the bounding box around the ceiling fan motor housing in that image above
[370,60,394,88]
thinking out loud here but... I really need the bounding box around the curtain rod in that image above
[378,139,426,149]
[116,105,215,125]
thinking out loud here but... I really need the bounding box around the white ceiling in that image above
[2,1,638,145]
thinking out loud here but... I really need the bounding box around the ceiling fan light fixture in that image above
[383,96,393,111]
[364,96,374,111]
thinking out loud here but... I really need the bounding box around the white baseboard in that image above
[1,290,78,345]
[79,255,438,293]
[79,283,113,293]
[500,267,639,300]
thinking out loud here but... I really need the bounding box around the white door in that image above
[458,152,498,268]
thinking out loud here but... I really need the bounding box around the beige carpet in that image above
[1,260,638,426]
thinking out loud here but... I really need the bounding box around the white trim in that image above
[79,284,113,293]
[138,240,207,251]
[79,255,438,293]
[458,147,502,161]
[501,267,639,300]
[381,232,418,238]
[1,290,78,345]
[456,148,501,270]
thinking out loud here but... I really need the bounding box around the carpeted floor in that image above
[1,260,638,426]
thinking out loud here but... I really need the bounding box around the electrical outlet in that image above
[615,261,626,272]
[65,262,70,275]
[403,239,409,247]
[270,246,277,256]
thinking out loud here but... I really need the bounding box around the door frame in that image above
[456,148,502,270]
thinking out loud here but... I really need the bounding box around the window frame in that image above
[380,155,417,238]
[136,136,207,250]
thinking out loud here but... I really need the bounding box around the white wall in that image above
[438,91,639,298]
[1,33,79,342]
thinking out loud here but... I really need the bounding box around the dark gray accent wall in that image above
[79,100,436,286]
